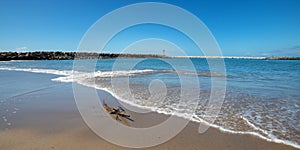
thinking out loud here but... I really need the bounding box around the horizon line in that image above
[1,51,300,58]
[0,49,300,59]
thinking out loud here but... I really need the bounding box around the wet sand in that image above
[0,72,298,150]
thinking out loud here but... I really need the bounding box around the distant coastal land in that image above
[0,51,166,61]
[0,51,299,61]
[264,56,300,60]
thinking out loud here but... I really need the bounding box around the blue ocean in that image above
[0,58,299,148]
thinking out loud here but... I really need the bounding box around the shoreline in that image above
[0,70,298,149]
[81,83,300,149]
[1,51,300,61]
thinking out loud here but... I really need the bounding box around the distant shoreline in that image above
[0,51,299,61]
[0,51,167,61]
[171,56,300,60]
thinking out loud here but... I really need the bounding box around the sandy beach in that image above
[0,70,297,150]
[1,0,300,149]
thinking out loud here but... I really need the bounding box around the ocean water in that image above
[0,58,299,148]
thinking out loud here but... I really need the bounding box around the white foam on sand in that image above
[0,67,299,149]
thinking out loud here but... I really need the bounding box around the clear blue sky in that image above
[0,0,299,56]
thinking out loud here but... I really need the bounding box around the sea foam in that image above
[0,66,299,149]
